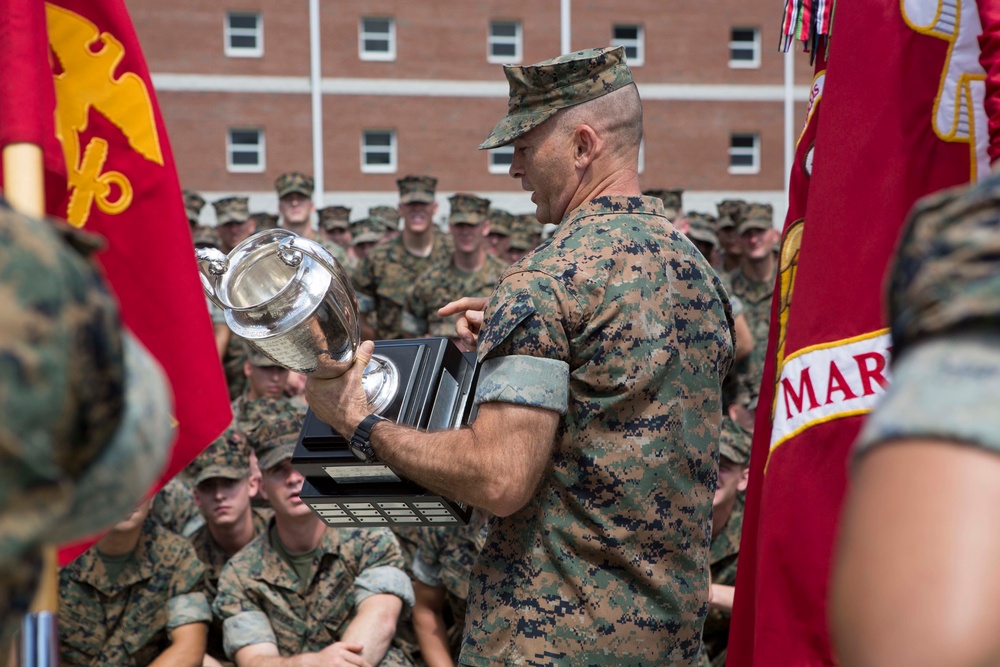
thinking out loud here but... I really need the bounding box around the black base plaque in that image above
[293,338,479,526]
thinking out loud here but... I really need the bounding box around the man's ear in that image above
[572,124,600,169]
[738,466,751,493]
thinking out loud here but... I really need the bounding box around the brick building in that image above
[129,0,812,225]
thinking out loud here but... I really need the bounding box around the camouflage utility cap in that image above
[488,209,513,236]
[183,190,206,224]
[369,206,400,232]
[508,229,534,251]
[480,46,634,150]
[717,199,749,230]
[352,220,382,245]
[719,417,752,465]
[449,193,491,224]
[644,189,684,217]
[319,206,351,231]
[247,347,281,367]
[250,413,301,471]
[275,172,314,199]
[398,175,437,204]
[686,214,719,247]
[213,197,250,225]
[249,212,279,231]
[738,203,773,234]
[192,225,220,249]
[187,426,250,486]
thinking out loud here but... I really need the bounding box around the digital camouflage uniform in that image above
[402,253,507,337]
[464,194,734,666]
[213,520,415,665]
[413,515,490,659]
[149,473,203,537]
[0,202,172,649]
[855,174,1000,458]
[468,46,734,664]
[354,232,454,340]
[729,261,774,405]
[58,520,211,666]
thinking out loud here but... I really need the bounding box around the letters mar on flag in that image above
[727,0,998,664]
[1,0,232,564]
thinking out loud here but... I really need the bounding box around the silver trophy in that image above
[196,229,398,412]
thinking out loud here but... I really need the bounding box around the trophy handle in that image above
[275,235,398,412]
[194,246,230,310]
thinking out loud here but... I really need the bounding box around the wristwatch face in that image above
[349,439,375,463]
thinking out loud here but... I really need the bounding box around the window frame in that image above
[611,24,644,66]
[487,144,515,174]
[728,133,760,175]
[224,11,263,58]
[361,129,398,174]
[226,128,265,173]
[729,27,761,69]
[488,20,522,63]
[359,16,396,62]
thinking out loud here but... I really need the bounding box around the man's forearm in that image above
[372,403,556,517]
[339,595,402,665]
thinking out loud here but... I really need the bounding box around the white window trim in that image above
[729,27,761,69]
[612,24,644,67]
[224,12,263,58]
[488,20,522,64]
[359,17,396,62]
[487,144,514,174]
[728,133,760,175]
[227,128,265,173]
[361,130,397,174]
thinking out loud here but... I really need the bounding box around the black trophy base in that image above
[292,337,478,526]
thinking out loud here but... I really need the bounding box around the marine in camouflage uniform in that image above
[274,171,351,269]
[729,204,776,406]
[214,420,415,665]
[149,473,203,537]
[412,513,490,662]
[463,47,734,666]
[187,425,273,663]
[318,205,356,270]
[699,418,753,667]
[354,175,453,340]
[403,193,508,341]
[0,202,173,649]
[715,199,749,276]
[58,506,211,666]
[184,189,206,229]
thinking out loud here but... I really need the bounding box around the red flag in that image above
[1,0,232,563]
[728,1,992,664]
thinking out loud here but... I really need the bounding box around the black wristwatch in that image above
[349,413,388,463]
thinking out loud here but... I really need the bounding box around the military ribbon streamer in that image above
[727,1,999,664]
[0,0,232,564]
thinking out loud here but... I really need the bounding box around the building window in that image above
[488,145,515,174]
[362,130,396,173]
[224,12,262,58]
[360,17,395,61]
[488,20,522,63]
[612,24,644,66]
[729,133,760,174]
[729,27,761,68]
[227,129,265,172]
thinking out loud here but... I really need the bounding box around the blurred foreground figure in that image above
[832,175,1000,667]
[0,201,173,656]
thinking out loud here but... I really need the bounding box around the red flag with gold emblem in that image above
[727,1,993,664]
[1,0,231,563]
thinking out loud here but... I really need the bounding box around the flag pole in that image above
[3,142,59,667]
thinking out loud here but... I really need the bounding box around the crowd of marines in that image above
[45,164,781,667]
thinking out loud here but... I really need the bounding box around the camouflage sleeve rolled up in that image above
[411,527,449,587]
[166,533,213,629]
[341,528,414,609]
[214,549,279,658]
[474,270,571,412]
[856,176,1000,458]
